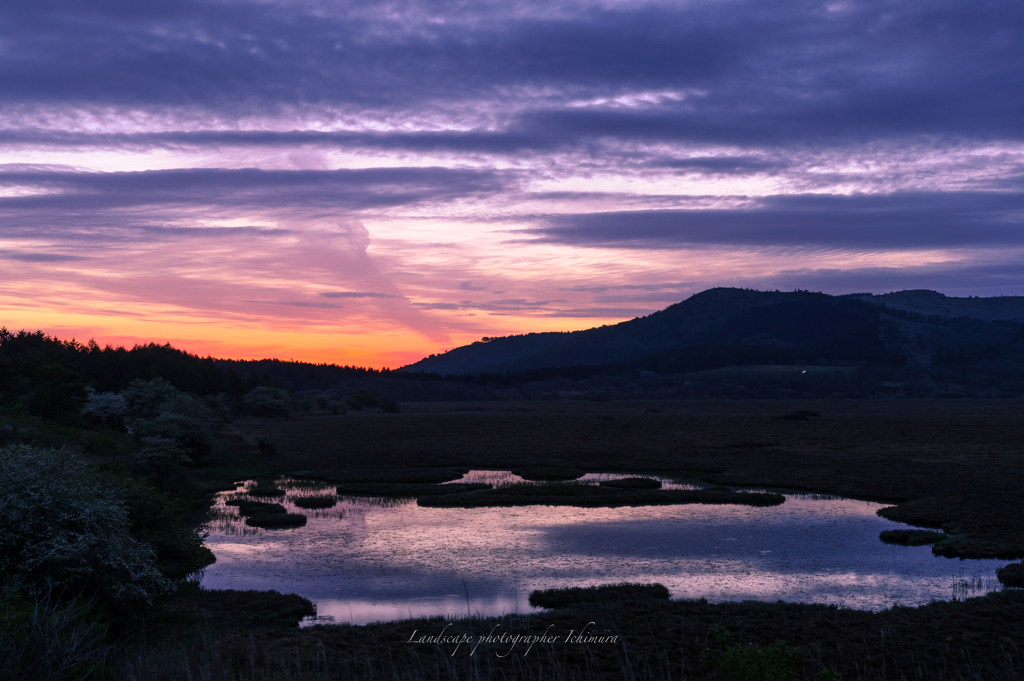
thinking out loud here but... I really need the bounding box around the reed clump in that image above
[247,481,285,497]
[290,494,338,509]
[880,529,949,546]
[335,482,491,497]
[529,582,670,608]
[598,477,661,489]
[244,513,307,528]
[997,563,1024,587]
[511,466,585,481]
[292,467,467,484]
[226,499,287,516]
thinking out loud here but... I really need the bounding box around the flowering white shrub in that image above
[0,445,170,604]
[80,391,127,425]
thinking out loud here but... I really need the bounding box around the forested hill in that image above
[400,288,1024,376]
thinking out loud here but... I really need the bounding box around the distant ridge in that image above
[400,288,1024,376]
[847,290,1024,323]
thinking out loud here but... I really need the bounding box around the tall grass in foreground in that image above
[105,606,1024,681]
[0,585,110,681]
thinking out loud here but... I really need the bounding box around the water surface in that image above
[201,471,1004,625]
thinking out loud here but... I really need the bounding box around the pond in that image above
[200,471,1006,625]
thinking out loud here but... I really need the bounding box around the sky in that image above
[1,0,1022,367]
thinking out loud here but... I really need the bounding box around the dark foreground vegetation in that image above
[98,589,1024,680]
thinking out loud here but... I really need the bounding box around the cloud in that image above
[320,291,401,299]
[535,191,1024,250]
[0,250,89,262]
[0,0,1020,148]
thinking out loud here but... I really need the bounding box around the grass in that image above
[511,466,585,481]
[997,563,1024,587]
[226,499,287,515]
[244,513,307,528]
[418,483,785,508]
[289,494,338,509]
[247,481,285,497]
[879,528,948,546]
[335,482,492,497]
[528,582,670,608]
[598,476,662,489]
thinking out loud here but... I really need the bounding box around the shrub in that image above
[243,387,291,418]
[0,445,170,604]
[80,391,127,427]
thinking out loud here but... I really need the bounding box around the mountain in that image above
[848,290,1024,323]
[400,288,1024,376]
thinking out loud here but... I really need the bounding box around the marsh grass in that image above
[244,513,307,529]
[1,587,110,681]
[334,482,492,497]
[511,466,585,481]
[529,583,670,608]
[880,529,948,546]
[997,563,1024,587]
[598,477,662,489]
[419,483,786,508]
[291,467,467,484]
[227,499,287,516]
[290,494,338,509]
[247,481,285,498]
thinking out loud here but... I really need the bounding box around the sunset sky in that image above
[1,0,1022,367]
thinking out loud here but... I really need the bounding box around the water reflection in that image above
[201,471,1006,625]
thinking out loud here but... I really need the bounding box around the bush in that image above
[80,391,127,427]
[243,387,291,418]
[0,445,170,604]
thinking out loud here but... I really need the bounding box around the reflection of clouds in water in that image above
[201,474,1006,625]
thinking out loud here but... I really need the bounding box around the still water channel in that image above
[201,471,1005,625]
